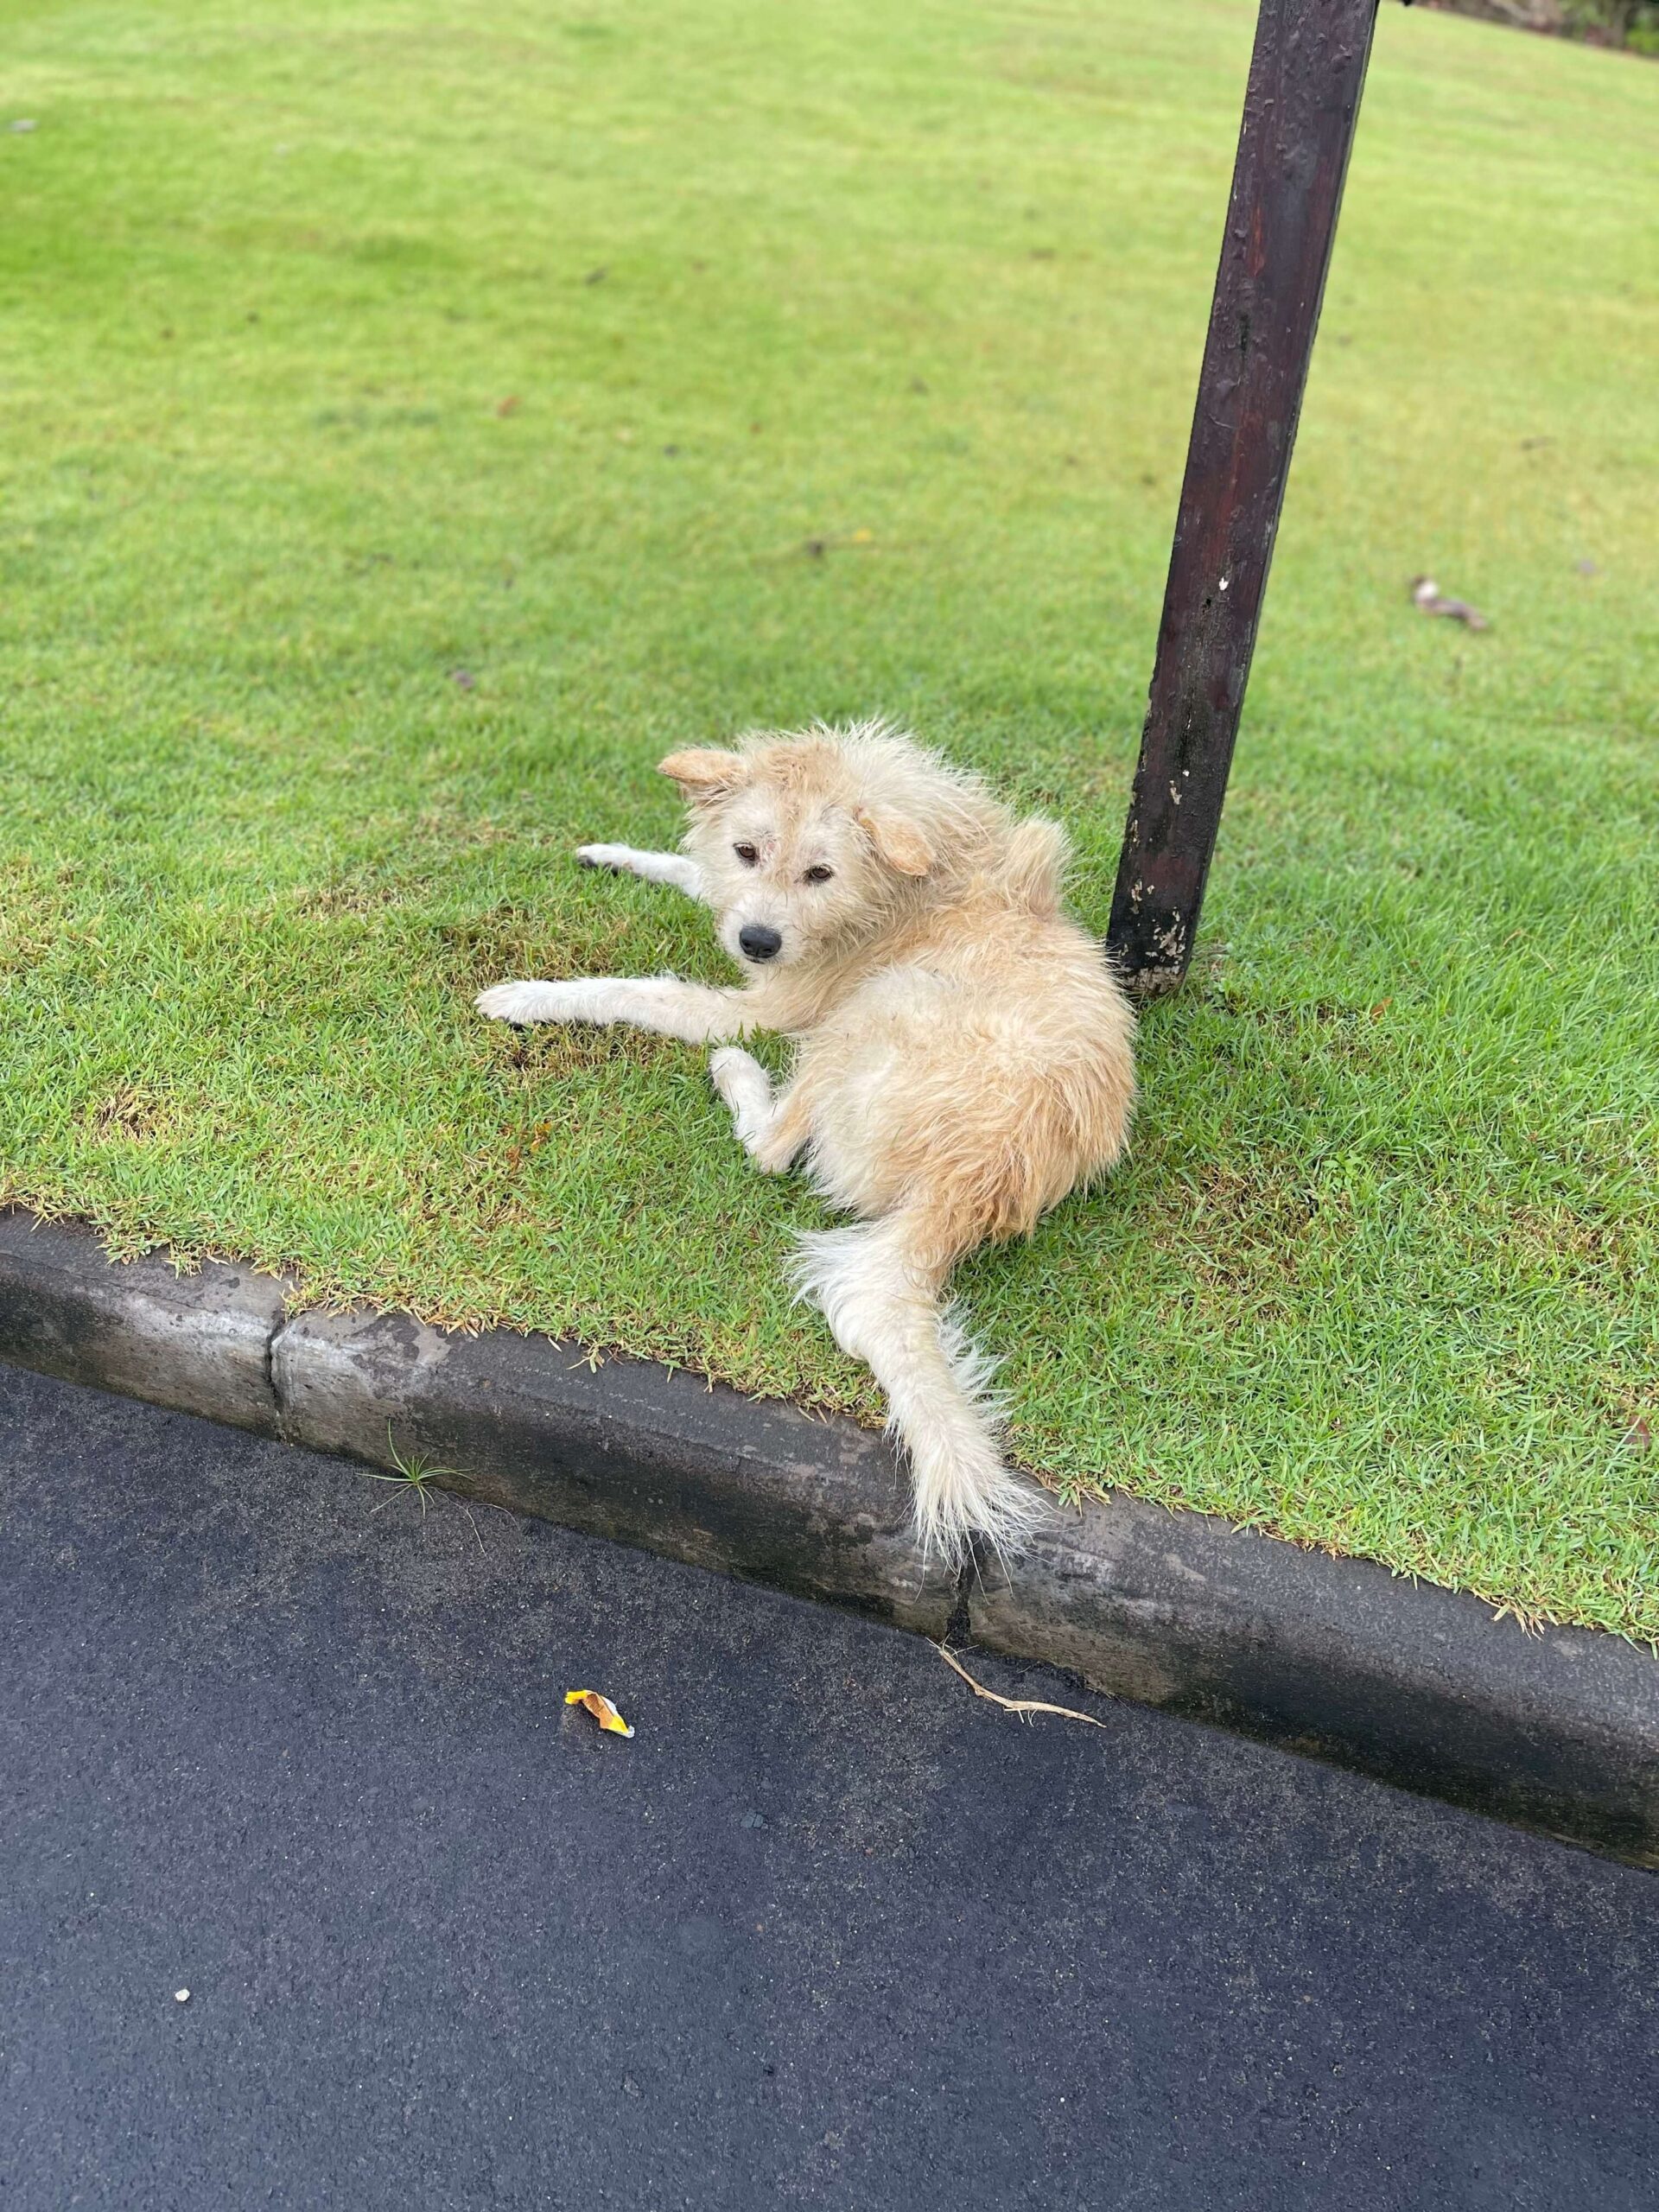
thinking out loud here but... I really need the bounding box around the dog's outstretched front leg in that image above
[575,844,703,900]
[476,976,743,1044]
[709,1049,810,1173]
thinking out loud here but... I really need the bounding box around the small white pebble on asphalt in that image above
[174,1988,190,2004]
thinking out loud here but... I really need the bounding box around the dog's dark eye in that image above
[734,842,759,866]
[803,865,834,885]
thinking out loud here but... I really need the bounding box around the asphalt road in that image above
[2,1363,1655,2212]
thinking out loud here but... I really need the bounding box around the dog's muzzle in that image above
[738,923,783,963]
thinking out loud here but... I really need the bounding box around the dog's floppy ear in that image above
[657,747,747,802]
[854,804,933,878]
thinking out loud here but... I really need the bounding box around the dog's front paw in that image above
[708,1045,750,1087]
[476,981,555,1026]
[575,843,632,874]
[709,1044,764,1102]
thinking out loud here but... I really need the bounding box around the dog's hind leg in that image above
[477,976,743,1042]
[575,844,703,899]
[709,1049,810,1173]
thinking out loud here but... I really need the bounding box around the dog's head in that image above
[658,728,956,974]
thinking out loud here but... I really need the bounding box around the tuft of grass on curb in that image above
[367,1423,483,1548]
[0,0,1656,1638]
[367,1423,457,1516]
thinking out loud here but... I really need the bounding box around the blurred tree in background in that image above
[1427,0,1659,52]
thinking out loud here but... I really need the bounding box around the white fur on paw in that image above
[575,843,632,873]
[709,1045,760,1099]
[476,982,552,1024]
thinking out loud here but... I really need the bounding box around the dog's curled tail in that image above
[789,1208,1045,1567]
[999,816,1070,916]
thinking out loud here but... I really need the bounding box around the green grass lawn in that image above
[3,0,1656,1637]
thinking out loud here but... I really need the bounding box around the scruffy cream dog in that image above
[477,722,1135,1561]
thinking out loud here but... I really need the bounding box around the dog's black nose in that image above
[739,923,783,963]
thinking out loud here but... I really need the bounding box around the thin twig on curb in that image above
[936,1644,1109,1728]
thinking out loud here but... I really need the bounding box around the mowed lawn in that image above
[2,0,1656,1635]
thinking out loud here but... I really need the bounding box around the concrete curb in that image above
[969,1503,1657,1866]
[271,1303,950,1631]
[1,1208,1654,1865]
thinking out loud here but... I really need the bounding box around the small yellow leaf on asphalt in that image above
[565,1688,634,1738]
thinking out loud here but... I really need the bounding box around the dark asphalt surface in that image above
[2,1365,1655,2212]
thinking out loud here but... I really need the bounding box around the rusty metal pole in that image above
[1107,0,1381,995]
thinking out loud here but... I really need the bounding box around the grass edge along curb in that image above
[0,1209,1654,1868]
